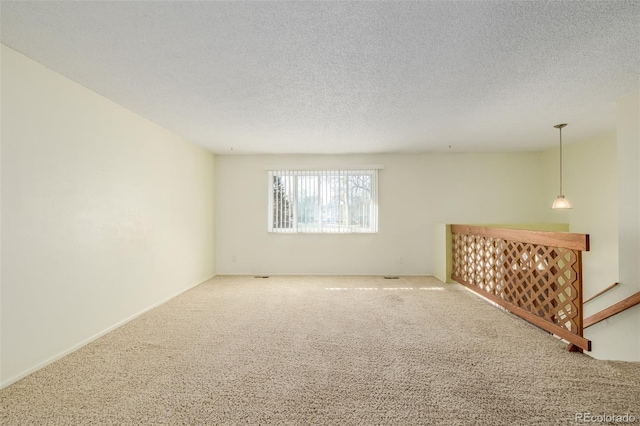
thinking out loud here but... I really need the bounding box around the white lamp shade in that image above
[552,195,572,209]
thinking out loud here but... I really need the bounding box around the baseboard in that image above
[0,274,216,390]
[216,272,430,277]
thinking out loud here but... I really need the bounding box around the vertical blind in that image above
[268,169,378,233]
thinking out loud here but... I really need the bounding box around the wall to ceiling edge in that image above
[0,45,217,388]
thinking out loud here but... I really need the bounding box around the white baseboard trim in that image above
[216,272,430,276]
[0,274,216,390]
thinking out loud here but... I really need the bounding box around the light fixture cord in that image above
[559,126,563,195]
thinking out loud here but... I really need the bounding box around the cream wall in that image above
[0,45,216,387]
[614,92,640,360]
[216,152,547,275]
[432,224,449,282]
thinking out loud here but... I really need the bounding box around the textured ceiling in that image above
[1,1,639,154]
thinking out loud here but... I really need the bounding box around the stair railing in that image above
[584,291,640,328]
[451,225,591,352]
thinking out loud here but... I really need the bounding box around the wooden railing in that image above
[451,225,591,352]
[584,291,640,328]
[583,282,619,304]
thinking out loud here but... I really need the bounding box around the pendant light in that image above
[551,123,572,209]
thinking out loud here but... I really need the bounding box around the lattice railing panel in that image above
[452,227,588,343]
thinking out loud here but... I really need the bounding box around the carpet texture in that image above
[1,275,639,425]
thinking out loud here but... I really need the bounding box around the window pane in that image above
[297,174,319,231]
[321,174,347,232]
[348,174,371,229]
[273,175,293,229]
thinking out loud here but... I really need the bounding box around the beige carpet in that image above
[1,275,639,425]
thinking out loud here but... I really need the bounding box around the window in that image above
[268,169,378,233]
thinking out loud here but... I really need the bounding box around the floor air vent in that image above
[383,276,400,279]
[254,276,270,279]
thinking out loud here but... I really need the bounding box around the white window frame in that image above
[267,167,380,234]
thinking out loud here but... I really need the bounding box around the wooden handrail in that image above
[584,291,640,329]
[450,225,589,251]
[584,282,619,304]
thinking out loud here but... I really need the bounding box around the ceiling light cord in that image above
[559,125,563,195]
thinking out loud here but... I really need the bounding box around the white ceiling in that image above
[1,1,638,154]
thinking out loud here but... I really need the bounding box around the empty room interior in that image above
[1,1,639,425]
